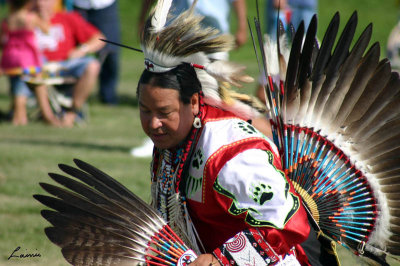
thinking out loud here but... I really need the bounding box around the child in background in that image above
[0,0,59,126]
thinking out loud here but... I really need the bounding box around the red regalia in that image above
[151,103,311,265]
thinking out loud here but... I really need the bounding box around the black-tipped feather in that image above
[41,210,143,244]
[331,42,380,130]
[283,21,304,124]
[312,12,358,124]
[343,59,391,127]
[46,172,162,230]
[321,22,373,130]
[38,182,156,234]
[259,9,400,265]
[293,16,317,124]
[34,159,194,266]
[307,12,340,118]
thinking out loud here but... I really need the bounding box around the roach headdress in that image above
[140,0,265,120]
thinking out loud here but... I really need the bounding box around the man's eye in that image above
[159,110,172,116]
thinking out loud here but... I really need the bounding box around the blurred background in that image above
[0,0,400,265]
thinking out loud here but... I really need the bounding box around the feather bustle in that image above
[256,9,400,263]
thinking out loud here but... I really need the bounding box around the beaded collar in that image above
[151,91,205,193]
[150,92,206,252]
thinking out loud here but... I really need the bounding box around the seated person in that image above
[33,0,105,127]
[0,0,51,126]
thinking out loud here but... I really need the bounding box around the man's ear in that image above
[191,93,199,115]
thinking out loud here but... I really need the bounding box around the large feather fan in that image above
[34,159,198,266]
[250,9,400,264]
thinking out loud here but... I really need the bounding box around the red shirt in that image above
[36,12,99,61]
[186,105,310,256]
[151,104,311,264]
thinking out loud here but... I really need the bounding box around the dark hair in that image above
[9,0,30,10]
[137,63,201,104]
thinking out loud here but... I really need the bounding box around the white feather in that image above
[151,0,173,32]
[264,34,291,77]
[365,174,391,253]
[204,60,254,87]
[264,35,280,77]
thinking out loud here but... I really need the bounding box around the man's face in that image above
[138,84,199,149]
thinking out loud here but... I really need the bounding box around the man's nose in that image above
[149,115,162,129]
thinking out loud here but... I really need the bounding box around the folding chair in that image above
[21,63,89,124]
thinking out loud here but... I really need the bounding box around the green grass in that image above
[1,0,400,265]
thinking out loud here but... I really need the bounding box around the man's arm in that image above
[273,0,287,9]
[68,32,106,59]
[232,0,247,48]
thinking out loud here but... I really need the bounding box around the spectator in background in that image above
[132,0,248,158]
[387,1,400,73]
[265,0,290,41]
[265,0,317,40]
[33,0,105,127]
[387,21,400,72]
[73,0,121,105]
[0,0,54,125]
[288,0,317,30]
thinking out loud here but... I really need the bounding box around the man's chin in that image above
[152,139,172,150]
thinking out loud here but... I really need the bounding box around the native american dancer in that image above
[145,67,311,265]
[34,0,400,265]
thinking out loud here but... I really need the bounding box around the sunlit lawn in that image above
[1,0,399,265]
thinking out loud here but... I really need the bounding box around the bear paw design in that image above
[251,183,273,205]
[238,121,257,134]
